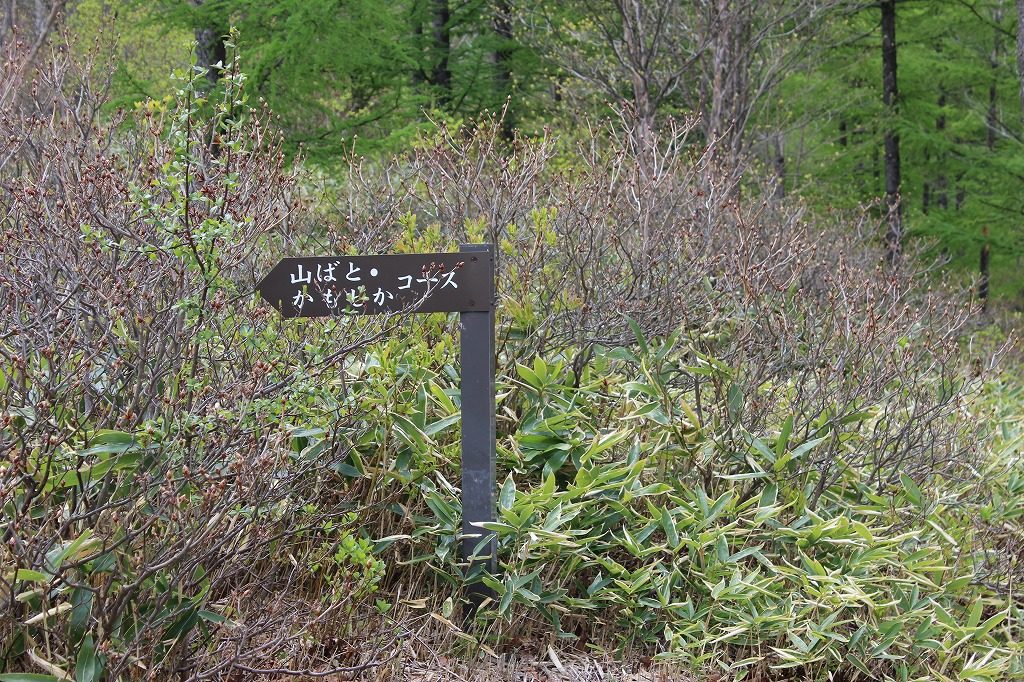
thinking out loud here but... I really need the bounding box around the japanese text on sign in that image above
[256,252,491,318]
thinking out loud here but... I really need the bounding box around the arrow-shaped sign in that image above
[256,252,492,318]
[256,245,498,617]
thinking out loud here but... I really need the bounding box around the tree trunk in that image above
[621,0,655,148]
[980,227,991,312]
[412,7,425,86]
[703,0,753,167]
[881,0,902,265]
[988,3,1004,150]
[988,80,999,149]
[192,0,225,89]
[431,0,451,104]
[772,133,785,199]
[927,86,948,214]
[493,0,514,140]
[1016,0,1024,116]
[33,0,44,34]
[195,27,226,89]
[936,90,948,209]
[2,1,15,46]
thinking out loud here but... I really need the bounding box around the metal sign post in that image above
[457,244,497,612]
[257,244,497,611]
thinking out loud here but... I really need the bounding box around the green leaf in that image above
[499,475,516,511]
[581,430,630,464]
[499,589,514,615]
[791,436,828,460]
[976,611,1006,639]
[198,609,228,624]
[540,473,556,499]
[626,317,649,355]
[727,383,743,419]
[776,416,793,458]
[901,474,923,508]
[69,587,93,644]
[706,492,732,524]
[75,634,104,682]
[423,413,460,437]
[391,414,428,451]
[0,676,61,682]
[966,599,984,629]
[428,381,458,413]
[716,535,729,562]
[46,530,98,573]
[516,362,543,390]
[661,508,679,548]
[90,429,134,445]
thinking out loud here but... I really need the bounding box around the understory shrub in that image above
[1,40,400,678]
[481,333,1023,680]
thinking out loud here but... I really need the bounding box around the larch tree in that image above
[1017,0,1024,114]
[493,0,515,139]
[429,0,451,102]
[881,0,902,265]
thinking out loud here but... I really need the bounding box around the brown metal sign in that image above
[256,252,492,318]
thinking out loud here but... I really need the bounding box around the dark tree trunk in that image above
[936,90,948,210]
[988,4,1003,150]
[988,80,999,150]
[195,27,226,88]
[431,0,451,104]
[493,0,514,140]
[881,0,902,265]
[772,133,786,199]
[980,227,991,312]
[927,88,947,214]
[1016,0,1024,116]
[412,8,425,86]
[2,0,15,45]
[192,0,225,89]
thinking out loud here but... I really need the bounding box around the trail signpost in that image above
[257,244,497,609]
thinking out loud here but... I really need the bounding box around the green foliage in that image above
[474,333,1023,679]
[308,511,385,603]
[257,227,1024,680]
[99,0,546,159]
[780,2,1024,301]
[272,286,1021,679]
[68,0,193,106]
[0,41,405,677]
[61,0,1024,300]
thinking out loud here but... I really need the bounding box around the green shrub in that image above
[467,330,1023,680]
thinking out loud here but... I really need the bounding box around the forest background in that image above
[4,1,1024,681]
[55,0,1024,305]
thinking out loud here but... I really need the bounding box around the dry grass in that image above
[395,654,697,682]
